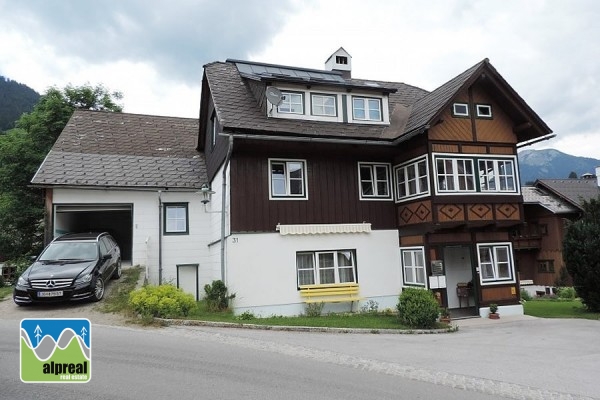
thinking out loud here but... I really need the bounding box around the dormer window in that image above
[311,94,336,116]
[452,103,469,117]
[476,104,492,118]
[353,97,382,121]
[278,92,304,114]
[335,56,348,65]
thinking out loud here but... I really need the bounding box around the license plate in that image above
[38,291,63,298]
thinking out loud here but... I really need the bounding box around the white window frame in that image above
[358,162,392,200]
[476,104,492,118]
[400,247,427,288]
[296,250,357,286]
[478,159,516,192]
[210,111,217,149]
[311,94,337,116]
[352,97,382,121]
[435,157,476,193]
[452,103,469,117]
[477,242,516,285]
[277,91,304,114]
[268,159,308,200]
[394,156,430,202]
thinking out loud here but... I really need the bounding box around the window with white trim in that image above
[395,157,429,200]
[452,103,469,117]
[311,94,336,116]
[210,111,217,149]
[479,159,516,192]
[401,247,426,287]
[269,159,307,199]
[436,158,475,192]
[358,163,391,199]
[296,250,357,286]
[476,104,492,118]
[352,97,382,121]
[278,92,304,114]
[477,243,515,283]
[164,203,189,235]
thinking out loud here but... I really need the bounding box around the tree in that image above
[563,197,600,311]
[568,171,578,179]
[0,83,122,261]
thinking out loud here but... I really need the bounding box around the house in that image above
[33,48,553,318]
[515,172,600,293]
[196,48,552,317]
[30,111,211,299]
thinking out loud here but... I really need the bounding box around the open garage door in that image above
[54,204,133,261]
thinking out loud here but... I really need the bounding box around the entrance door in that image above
[443,246,475,309]
[177,264,199,300]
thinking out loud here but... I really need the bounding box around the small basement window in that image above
[452,103,469,117]
[476,104,493,118]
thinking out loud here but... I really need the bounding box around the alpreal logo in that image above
[20,318,91,383]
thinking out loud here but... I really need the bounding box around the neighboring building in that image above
[197,48,552,317]
[34,48,554,317]
[515,173,600,293]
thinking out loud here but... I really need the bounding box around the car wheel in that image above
[112,259,122,280]
[93,277,105,301]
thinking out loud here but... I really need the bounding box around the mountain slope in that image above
[0,76,40,132]
[518,149,600,184]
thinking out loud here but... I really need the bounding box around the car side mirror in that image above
[102,254,111,261]
[30,255,37,261]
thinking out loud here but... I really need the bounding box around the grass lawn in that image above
[96,266,143,314]
[0,286,13,301]
[524,298,600,320]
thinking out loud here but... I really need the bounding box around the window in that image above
[401,247,426,287]
[476,104,492,118]
[452,103,469,117]
[336,55,348,65]
[479,159,516,192]
[395,157,429,200]
[278,92,304,114]
[538,260,555,273]
[477,243,515,283]
[436,158,475,192]
[210,111,217,149]
[164,203,189,235]
[269,159,307,199]
[296,250,357,286]
[352,97,381,121]
[358,163,391,199]
[311,94,336,116]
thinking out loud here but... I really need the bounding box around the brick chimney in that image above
[325,47,352,79]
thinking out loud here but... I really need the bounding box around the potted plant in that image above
[439,307,451,324]
[489,303,500,319]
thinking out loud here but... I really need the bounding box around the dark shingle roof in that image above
[535,178,600,209]
[32,110,206,189]
[521,186,579,214]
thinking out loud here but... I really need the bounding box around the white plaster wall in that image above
[51,188,214,297]
[480,304,524,318]
[226,229,401,316]
[205,163,230,289]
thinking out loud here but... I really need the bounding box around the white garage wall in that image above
[51,188,219,297]
[226,229,401,316]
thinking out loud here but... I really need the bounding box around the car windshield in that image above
[38,242,98,261]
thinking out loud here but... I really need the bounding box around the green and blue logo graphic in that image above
[20,318,91,383]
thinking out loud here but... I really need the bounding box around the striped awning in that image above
[276,223,372,235]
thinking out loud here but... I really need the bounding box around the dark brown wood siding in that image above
[203,94,230,181]
[230,140,397,232]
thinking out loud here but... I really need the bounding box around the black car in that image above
[13,232,121,305]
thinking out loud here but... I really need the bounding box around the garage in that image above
[53,204,133,262]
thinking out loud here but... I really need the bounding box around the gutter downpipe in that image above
[221,135,234,283]
[158,190,163,285]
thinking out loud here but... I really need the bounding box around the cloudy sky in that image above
[0,0,598,158]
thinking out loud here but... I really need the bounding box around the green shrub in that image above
[0,275,5,288]
[520,289,532,301]
[129,284,196,318]
[396,288,439,329]
[558,287,576,299]
[360,299,379,313]
[304,302,324,317]
[203,280,235,311]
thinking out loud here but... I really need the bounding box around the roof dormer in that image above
[325,47,352,78]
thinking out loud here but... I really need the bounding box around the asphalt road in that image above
[1,313,599,400]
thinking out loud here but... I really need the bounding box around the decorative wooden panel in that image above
[481,286,518,302]
[431,143,459,153]
[461,145,487,154]
[467,204,493,221]
[428,108,473,142]
[437,204,465,222]
[495,203,520,220]
[398,200,432,225]
[472,86,518,144]
[400,235,425,246]
[489,146,515,155]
